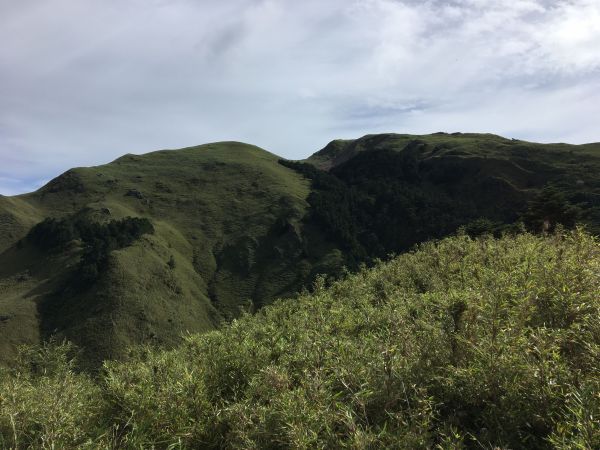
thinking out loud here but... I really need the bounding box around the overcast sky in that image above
[1,0,600,195]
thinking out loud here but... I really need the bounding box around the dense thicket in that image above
[1,230,598,449]
[280,148,584,266]
[28,215,154,284]
[523,186,581,232]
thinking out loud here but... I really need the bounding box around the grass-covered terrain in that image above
[1,133,600,368]
[0,142,341,367]
[1,230,598,449]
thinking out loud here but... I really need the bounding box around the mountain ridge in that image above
[1,133,600,367]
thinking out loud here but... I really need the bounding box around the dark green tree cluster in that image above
[28,215,154,285]
[281,149,488,265]
[523,185,581,233]
[27,217,78,250]
[279,159,361,253]
[282,146,591,269]
[76,217,154,285]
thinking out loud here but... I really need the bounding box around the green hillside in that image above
[293,133,600,262]
[0,142,342,367]
[1,230,598,449]
[1,134,600,367]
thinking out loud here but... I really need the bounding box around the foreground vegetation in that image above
[1,229,598,449]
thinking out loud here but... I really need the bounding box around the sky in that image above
[1,0,600,195]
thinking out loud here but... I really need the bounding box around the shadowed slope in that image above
[1,134,600,367]
[292,133,600,260]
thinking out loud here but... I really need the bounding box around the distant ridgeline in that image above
[280,135,594,266]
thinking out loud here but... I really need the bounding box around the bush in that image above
[105,229,600,448]
[2,230,599,448]
[524,185,581,233]
[0,341,107,449]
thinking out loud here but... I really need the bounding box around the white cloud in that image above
[0,0,599,194]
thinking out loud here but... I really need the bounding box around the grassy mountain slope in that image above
[1,230,598,449]
[307,132,600,172]
[2,133,600,367]
[0,142,343,366]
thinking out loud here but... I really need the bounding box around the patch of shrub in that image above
[28,218,77,250]
[0,341,108,449]
[523,185,581,233]
[2,230,599,448]
[28,215,154,285]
